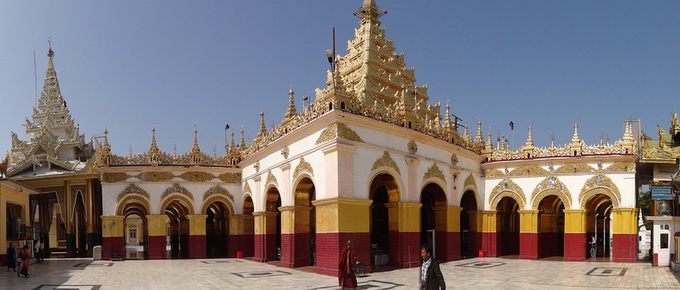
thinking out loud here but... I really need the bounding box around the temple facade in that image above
[4,0,667,275]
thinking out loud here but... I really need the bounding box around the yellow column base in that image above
[613,208,638,235]
[563,210,586,234]
[188,215,208,236]
[519,210,539,233]
[386,202,422,232]
[101,216,125,238]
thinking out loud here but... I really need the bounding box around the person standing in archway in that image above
[6,243,16,272]
[420,244,445,289]
[339,240,357,289]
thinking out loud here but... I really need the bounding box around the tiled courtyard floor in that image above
[1,257,679,289]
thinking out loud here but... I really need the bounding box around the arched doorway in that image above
[265,187,282,261]
[122,202,148,260]
[164,200,191,259]
[497,197,520,256]
[206,201,230,258]
[420,183,447,260]
[238,195,254,258]
[585,194,613,259]
[293,177,316,266]
[460,190,478,258]
[537,195,565,258]
[369,173,399,268]
[73,192,87,257]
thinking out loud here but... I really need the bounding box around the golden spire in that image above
[569,123,583,155]
[284,86,297,119]
[191,127,201,153]
[525,126,534,147]
[482,132,493,158]
[621,121,635,153]
[149,127,161,163]
[571,123,581,143]
[47,38,55,70]
[354,0,386,22]
[475,119,483,143]
[444,101,451,126]
[240,128,246,149]
[257,111,267,138]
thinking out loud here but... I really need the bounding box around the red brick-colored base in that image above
[147,235,166,260]
[101,236,124,260]
[612,234,637,262]
[254,233,279,262]
[563,233,586,261]
[481,232,497,257]
[520,233,539,260]
[189,235,206,259]
[281,232,312,268]
[228,234,254,258]
[314,232,370,276]
[389,231,421,268]
[653,253,659,266]
[435,231,460,261]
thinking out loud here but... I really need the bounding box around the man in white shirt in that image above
[420,244,445,290]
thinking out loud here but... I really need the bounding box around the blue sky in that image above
[1,0,678,157]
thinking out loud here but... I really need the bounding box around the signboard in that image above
[652,186,674,200]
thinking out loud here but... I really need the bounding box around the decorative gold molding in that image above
[116,183,150,201]
[293,157,314,180]
[102,172,130,183]
[243,182,252,195]
[315,122,364,145]
[159,194,195,215]
[464,174,477,190]
[508,165,549,176]
[484,168,505,177]
[605,162,635,172]
[554,163,595,174]
[423,163,445,182]
[137,171,175,182]
[217,172,241,183]
[407,140,418,154]
[450,153,458,166]
[265,170,278,188]
[202,185,234,201]
[530,176,572,209]
[371,151,401,175]
[178,171,216,182]
[116,195,151,216]
[579,174,621,208]
[489,179,526,210]
[161,183,194,201]
[201,195,235,216]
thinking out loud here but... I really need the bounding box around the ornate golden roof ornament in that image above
[257,111,267,139]
[569,123,583,155]
[475,119,484,144]
[284,86,297,119]
[240,128,246,150]
[148,127,161,164]
[190,127,202,164]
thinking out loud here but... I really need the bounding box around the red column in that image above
[563,233,586,261]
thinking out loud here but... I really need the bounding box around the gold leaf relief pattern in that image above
[178,171,216,182]
[371,151,401,175]
[202,185,234,201]
[605,162,635,172]
[530,176,572,209]
[102,172,130,183]
[423,163,445,182]
[407,140,418,154]
[293,157,314,180]
[116,195,151,216]
[137,171,175,182]
[464,174,477,190]
[483,168,505,177]
[116,183,150,201]
[315,123,364,145]
[579,174,621,207]
[489,179,526,209]
[507,165,549,176]
[161,183,194,201]
[265,170,278,188]
[217,173,241,183]
[243,182,252,195]
[554,163,595,174]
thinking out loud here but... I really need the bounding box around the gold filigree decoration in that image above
[202,185,234,201]
[102,172,130,183]
[553,163,595,174]
[281,146,290,159]
[530,176,572,210]
[116,195,151,216]
[137,171,175,182]
[451,153,458,166]
[243,182,252,195]
[265,170,278,188]
[407,140,418,154]
[484,168,505,177]
[217,172,241,183]
[116,183,150,201]
[507,165,549,176]
[423,163,445,182]
[605,162,635,172]
[161,183,194,201]
[315,122,364,145]
[464,174,477,190]
[159,194,195,215]
[489,179,526,210]
[371,151,401,175]
[178,171,216,182]
[579,174,621,208]
[201,195,235,216]
[293,157,314,180]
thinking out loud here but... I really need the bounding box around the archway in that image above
[497,197,520,256]
[369,173,399,268]
[537,195,565,258]
[460,190,479,258]
[237,195,254,258]
[206,201,230,258]
[265,187,282,261]
[164,199,191,259]
[420,183,447,260]
[293,177,316,266]
[585,194,613,259]
[73,192,87,257]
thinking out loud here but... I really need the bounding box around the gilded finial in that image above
[571,123,581,143]
[525,126,534,147]
[475,119,483,143]
[258,111,267,138]
[284,86,297,119]
[240,127,246,149]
